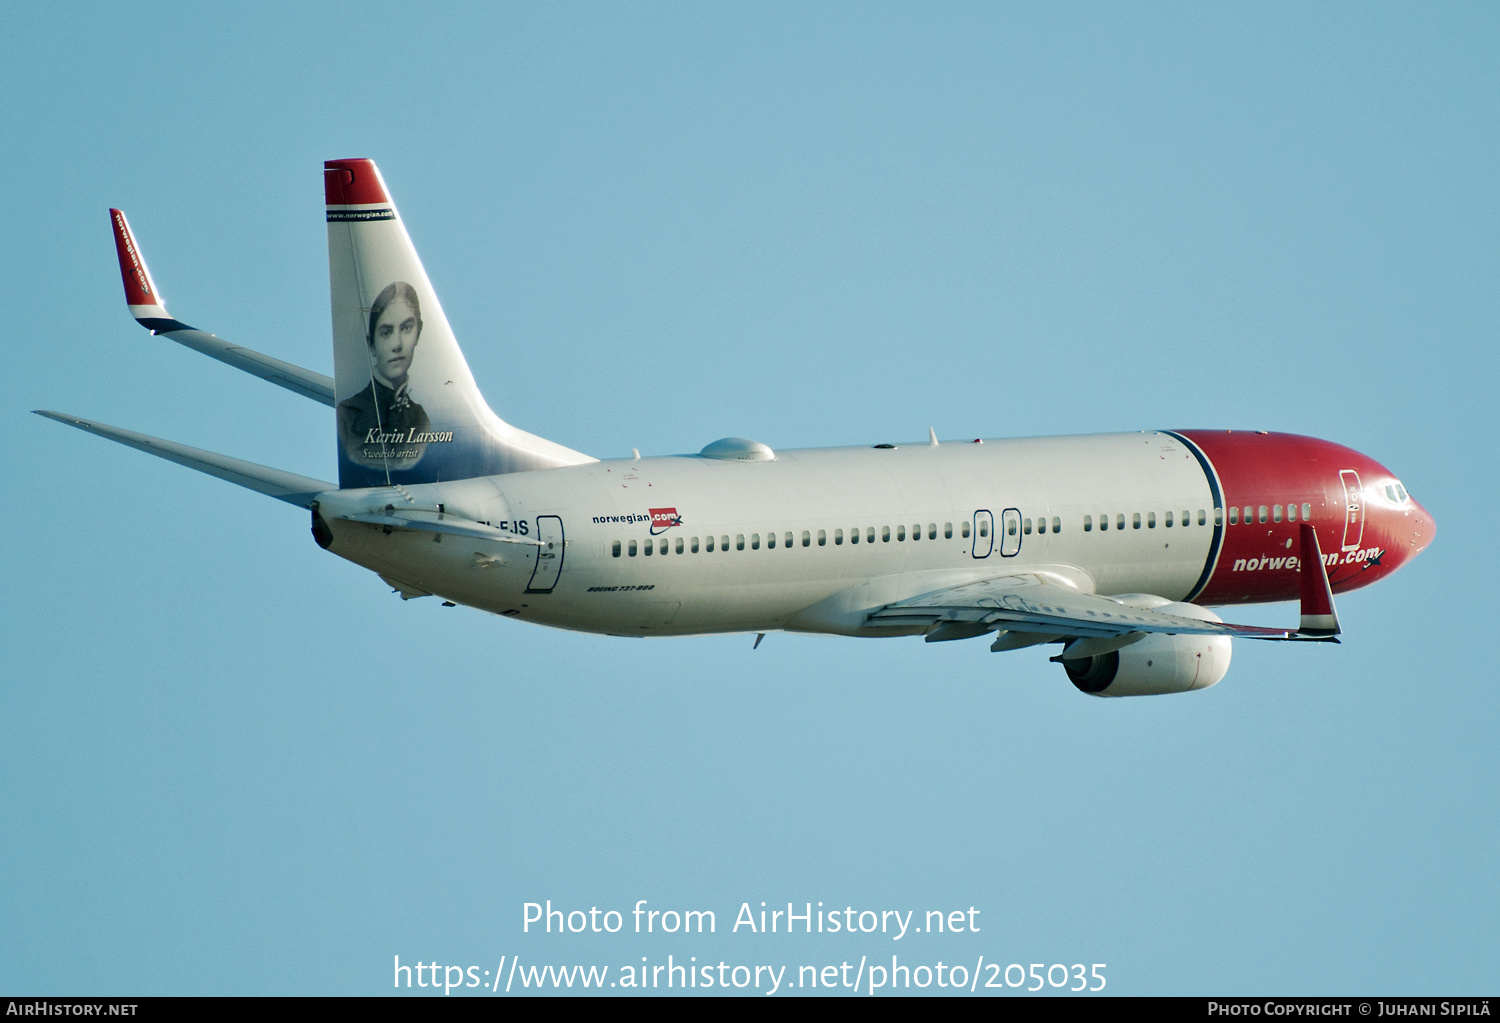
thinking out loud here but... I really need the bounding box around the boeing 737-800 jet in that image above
[37,159,1435,696]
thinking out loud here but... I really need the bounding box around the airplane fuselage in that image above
[315,429,1433,638]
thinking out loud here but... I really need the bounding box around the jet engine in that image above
[1061,601,1232,697]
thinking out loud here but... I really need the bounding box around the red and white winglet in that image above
[1299,522,1341,637]
[110,208,191,333]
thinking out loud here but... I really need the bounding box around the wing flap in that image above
[869,573,1312,641]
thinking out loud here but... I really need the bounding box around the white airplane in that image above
[38,159,1436,696]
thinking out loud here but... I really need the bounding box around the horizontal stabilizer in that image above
[333,510,542,545]
[109,208,335,405]
[34,410,335,508]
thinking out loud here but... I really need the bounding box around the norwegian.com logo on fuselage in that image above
[648,508,682,536]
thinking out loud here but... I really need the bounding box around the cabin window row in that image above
[1082,509,1209,532]
[611,521,969,557]
[1227,503,1312,525]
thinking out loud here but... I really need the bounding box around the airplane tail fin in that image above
[324,159,592,489]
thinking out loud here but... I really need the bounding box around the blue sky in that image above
[3,2,1495,995]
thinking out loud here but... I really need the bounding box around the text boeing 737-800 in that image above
[37,159,1435,697]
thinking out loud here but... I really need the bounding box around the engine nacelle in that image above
[1062,601,1232,697]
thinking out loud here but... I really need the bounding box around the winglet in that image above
[109,209,193,333]
[1298,523,1340,636]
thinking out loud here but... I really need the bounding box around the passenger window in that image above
[882,526,891,543]
[1118,514,1126,530]
[1023,518,1032,535]
[1302,503,1312,519]
[1052,517,1061,533]
[736,534,745,551]
[1133,513,1141,529]
[866,527,876,543]
[803,530,812,547]
[1229,507,1239,525]
[978,520,989,538]
[1084,515,1093,532]
[896,525,905,541]
[658,538,667,556]
[850,528,859,544]
[612,541,622,557]
[1286,504,1296,522]
[629,540,638,557]
[1258,506,1268,523]
[676,537,684,554]
[1007,519,1017,536]
[705,535,715,552]
[961,522,970,538]
[785,532,793,548]
[1037,518,1046,534]
[722,535,730,552]
[835,529,844,545]
[1147,512,1156,528]
[912,524,921,541]
[644,539,653,556]
[1273,505,1283,522]
[817,530,825,546]
[1100,515,1108,531]
[691,537,700,553]
[929,524,937,539]
[752,533,761,550]
[944,523,953,539]
[1164,511,1173,527]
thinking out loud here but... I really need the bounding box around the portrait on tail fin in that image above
[338,281,432,469]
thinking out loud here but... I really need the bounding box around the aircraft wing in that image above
[109,209,335,406]
[35,410,334,508]
[870,525,1341,647]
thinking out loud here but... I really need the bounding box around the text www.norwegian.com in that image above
[394,956,1106,995]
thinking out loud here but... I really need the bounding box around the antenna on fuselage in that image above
[928,427,939,446]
